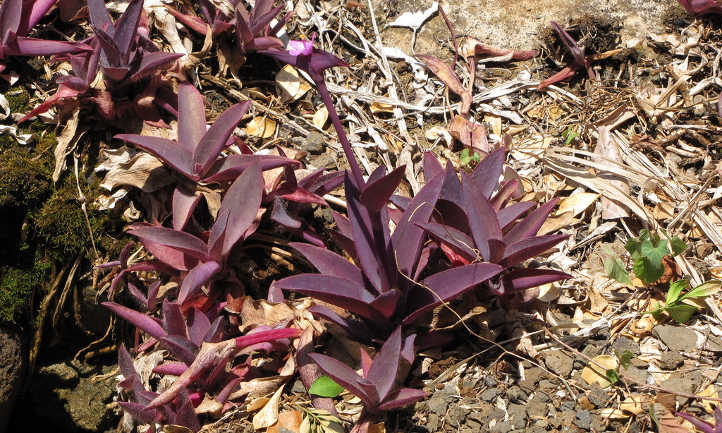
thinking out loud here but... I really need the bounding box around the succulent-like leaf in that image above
[103,301,166,339]
[177,82,206,153]
[218,162,263,256]
[501,268,571,292]
[404,262,503,324]
[500,234,569,267]
[172,187,201,231]
[115,134,194,178]
[290,242,364,285]
[366,326,402,402]
[128,225,209,260]
[193,101,251,176]
[308,352,379,406]
[462,176,501,261]
[502,198,559,245]
[178,261,221,305]
[377,388,428,411]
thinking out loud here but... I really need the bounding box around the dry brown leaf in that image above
[449,115,488,154]
[195,395,223,417]
[597,408,628,420]
[253,384,284,430]
[246,397,269,412]
[699,384,720,413]
[539,212,575,236]
[370,102,395,114]
[229,376,288,401]
[313,106,329,129]
[267,410,303,433]
[247,116,276,138]
[425,126,452,147]
[580,355,618,387]
[240,297,295,332]
[100,152,171,193]
[484,114,502,137]
[53,108,81,182]
[620,394,645,415]
[276,65,311,102]
[594,127,630,220]
[555,192,599,218]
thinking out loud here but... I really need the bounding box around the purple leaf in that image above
[391,172,444,278]
[188,308,212,346]
[462,175,501,261]
[173,391,201,432]
[126,282,148,307]
[178,261,220,305]
[501,268,571,292]
[675,411,715,433]
[490,179,520,210]
[118,344,144,395]
[203,154,299,183]
[270,196,301,229]
[235,327,301,349]
[160,334,197,365]
[368,289,401,320]
[422,152,444,181]
[87,0,114,37]
[152,362,187,376]
[118,402,158,424]
[219,162,263,256]
[193,101,251,176]
[276,274,383,321]
[500,234,569,267]
[290,242,364,286]
[366,326,402,402]
[128,225,209,260]
[207,208,229,260]
[172,187,201,231]
[0,0,22,42]
[177,83,206,153]
[309,352,379,406]
[503,198,559,244]
[162,300,188,338]
[112,0,143,57]
[417,222,476,261]
[377,388,428,411]
[115,134,193,178]
[346,188,387,293]
[359,166,405,213]
[103,302,166,339]
[404,262,503,324]
[497,201,535,230]
[129,51,183,82]
[470,148,505,199]
[6,37,92,57]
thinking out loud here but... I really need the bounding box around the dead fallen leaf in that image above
[267,410,303,433]
[555,192,599,218]
[581,354,618,388]
[253,384,285,430]
[276,65,311,102]
[313,106,329,129]
[247,116,276,138]
[53,108,81,182]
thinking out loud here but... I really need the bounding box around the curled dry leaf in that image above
[425,126,452,147]
[580,354,618,387]
[313,106,329,129]
[253,384,285,430]
[247,116,277,138]
[276,64,311,102]
[267,410,304,433]
[554,192,599,218]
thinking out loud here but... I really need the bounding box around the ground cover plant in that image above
[6,1,722,433]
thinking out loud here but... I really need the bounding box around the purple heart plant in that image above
[19,0,183,125]
[538,21,596,90]
[166,0,288,53]
[0,0,91,76]
[417,148,571,302]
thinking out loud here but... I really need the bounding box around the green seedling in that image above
[562,127,578,145]
[648,279,720,324]
[459,148,481,166]
[604,229,686,286]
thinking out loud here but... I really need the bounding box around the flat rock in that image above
[0,327,24,433]
[375,0,678,55]
[653,325,698,352]
[544,349,574,377]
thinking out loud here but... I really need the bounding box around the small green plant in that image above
[648,279,720,324]
[604,229,686,286]
[562,127,578,145]
[296,405,344,433]
[459,148,481,166]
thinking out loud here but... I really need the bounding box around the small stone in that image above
[588,385,608,407]
[446,406,470,426]
[428,393,449,416]
[465,417,482,430]
[481,387,499,402]
[506,385,527,403]
[491,421,511,433]
[428,413,440,432]
[653,325,698,352]
[577,395,594,411]
[613,336,640,355]
[544,350,574,377]
[0,327,23,433]
[662,371,703,405]
[484,375,498,387]
[574,410,592,430]
[527,398,548,418]
[591,414,608,432]
[302,131,325,154]
[308,152,336,170]
[659,351,684,369]
[508,403,527,428]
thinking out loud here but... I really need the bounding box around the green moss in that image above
[35,184,91,261]
[0,146,52,208]
[0,259,50,324]
[6,88,30,113]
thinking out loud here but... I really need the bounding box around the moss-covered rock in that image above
[0,260,50,324]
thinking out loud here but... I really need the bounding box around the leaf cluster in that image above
[605,229,686,285]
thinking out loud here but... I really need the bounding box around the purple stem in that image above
[296,328,338,415]
[314,77,364,187]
